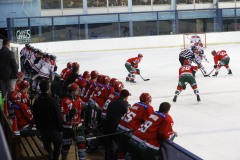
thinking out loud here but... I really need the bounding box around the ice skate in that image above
[212,72,218,77]
[197,94,201,102]
[173,95,177,102]
[228,69,232,75]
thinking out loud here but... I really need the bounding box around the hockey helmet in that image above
[67,62,72,68]
[91,70,99,79]
[97,74,103,83]
[110,78,118,87]
[50,55,57,61]
[67,83,80,92]
[72,62,79,68]
[114,81,124,92]
[183,59,190,65]
[83,71,91,79]
[102,75,111,85]
[9,91,22,103]
[19,80,30,90]
[139,92,152,104]
[191,45,197,51]
[138,53,143,58]
[211,50,216,56]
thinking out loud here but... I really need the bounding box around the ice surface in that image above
[55,44,240,160]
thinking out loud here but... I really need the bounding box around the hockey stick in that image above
[139,74,150,81]
[86,129,134,140]
[204,68,215,77]
[199,68,208,77]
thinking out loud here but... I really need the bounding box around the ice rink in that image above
[55,43,240,160]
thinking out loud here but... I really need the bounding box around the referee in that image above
[179,46,197,66]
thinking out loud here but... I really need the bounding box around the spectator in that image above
[103,89,130,160]
[0,39,18,98]
[32,80,63,160]
[127,102,176,160]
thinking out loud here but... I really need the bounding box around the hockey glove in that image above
[192,70,196,77]
[54,65,58,72]
[213,64,218,69]
[66,108,77,121]
[136,68,140,75]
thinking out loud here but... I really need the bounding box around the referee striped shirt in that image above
[179,49,195,60]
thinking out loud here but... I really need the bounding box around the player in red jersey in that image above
[60,62,72,81]
[18,80,31,106]
[101,81,124,120]
[173,59,200,102]
[8,91,33,130]
[127,102,176,160]
[116,92,154,159]
[60,83,86,160]
[82,70,99,103]
[211,50,232,76]
[75,71,91,100]
[125,53,143,83]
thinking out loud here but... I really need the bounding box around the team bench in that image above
[0,109,48,160]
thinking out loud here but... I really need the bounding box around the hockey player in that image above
[8,90,33,130]
[65,62,80,88]
[101,81,124,120]
[211,50,232,76]
[190,34,202,44]
[75,71,91,100]
[127,102,176,160]
[125,53,143,83]
[60,62,72,81]
[179,46,198,66]
[192,46,207,75]
[173,59,200,102]
[116,92,154,159]
[60,83,86,160]
[18,80,31,106]
[82,70,99,103]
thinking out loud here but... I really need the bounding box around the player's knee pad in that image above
[77,143,86,159]
[193,89,199,94]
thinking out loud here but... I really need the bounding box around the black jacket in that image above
[32,93,63,132]
[0,47,18,81]
[103,97,129,133]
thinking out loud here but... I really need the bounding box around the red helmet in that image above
[140,92,152,104]
[67,62,72,68]
[211,50,216,56]
[67,83,80,92]
[114,81,124,92]
[97,74,103,83]
[102,75,111,85]
[183,59,190,65]
[72,62,79,70]
[83,71,91,79]
[19,80,30,90]
[138,53,143,58]
[91,70,99,79]
[110,78,118,87]
[18,72,24,79]
[9,91,22,103]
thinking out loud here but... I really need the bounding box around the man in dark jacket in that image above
[0,39,18,98]
[32,80,63,160]
[103,89,130,160]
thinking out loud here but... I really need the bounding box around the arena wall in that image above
[13,31,240,54]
